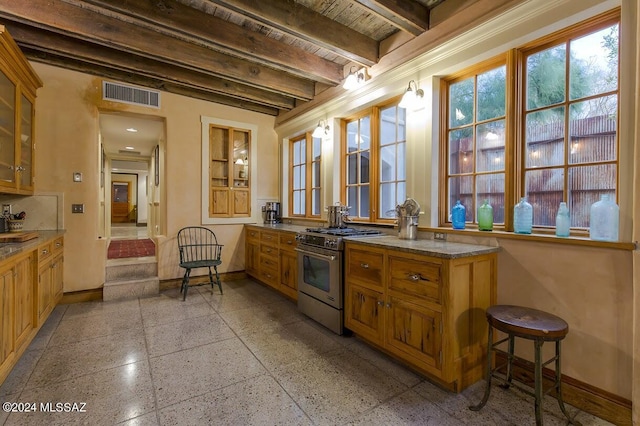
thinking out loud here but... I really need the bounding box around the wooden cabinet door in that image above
[14,254,34,349]
[52,254,64,302]
[0,264,15,374]
[345,283,384,344]
[386,295,442,375]
[210,188,230,216]
[245,239,260,276]
[279,249,298,300]
[37,261,52,325]
[232,188,249,215]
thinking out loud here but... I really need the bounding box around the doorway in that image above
[99,111,165,240]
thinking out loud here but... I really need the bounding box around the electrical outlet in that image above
[2,204,11,216]
[434,232,447,241]
[71,204,84,213]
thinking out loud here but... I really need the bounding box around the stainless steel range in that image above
[295,227,383,335]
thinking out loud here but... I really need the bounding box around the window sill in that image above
[423,227,636,251]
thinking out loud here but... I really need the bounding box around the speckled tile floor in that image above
[0,278,614,425]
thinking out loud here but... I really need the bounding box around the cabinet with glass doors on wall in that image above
[208,124,250,217]
[0,26,42,195]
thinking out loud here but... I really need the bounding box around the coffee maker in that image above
[262,202,281,224]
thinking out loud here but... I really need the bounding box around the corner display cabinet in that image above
[0,26,43,195]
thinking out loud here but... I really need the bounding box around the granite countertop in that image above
[244,223,499,259]
[344,235,500,259]
[0,230,66,263]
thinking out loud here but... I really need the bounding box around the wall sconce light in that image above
[343,66,365,90]
[398,80,424,110]
[312,120,330,138]
[235,158,244,165]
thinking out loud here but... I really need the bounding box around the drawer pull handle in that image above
[377,300,384,306]
[386,302,392,308]
[42,249,49,255]
[360,263,369,269]
[266,248,272,253]
[409,273,430,282]
[287,240,292,244]
[55,242,62,247]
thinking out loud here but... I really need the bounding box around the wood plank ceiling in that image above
[0,0,503,116]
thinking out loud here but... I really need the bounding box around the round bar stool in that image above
[469,305,579,426]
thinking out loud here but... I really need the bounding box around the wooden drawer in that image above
[37,241,53,263]
[345,247,384,289]
[260,254,278,271]
[258,263,278,287]
[388,255,441,305]
[260,243,278,257]
[279,233,297,251]
[260,230,278,244]
[52,236,64,255]
[246,227,260,241]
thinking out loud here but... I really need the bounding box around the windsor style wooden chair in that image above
[177,226,223,301]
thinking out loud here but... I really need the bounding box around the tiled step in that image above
[104,256,159,301]
[103,277,159,301]
[105,256,157,281]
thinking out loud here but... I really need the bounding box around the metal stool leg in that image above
[470,325,493,411]
[500,334,515,390]
[534,339,544,426]
[554,340,580,425]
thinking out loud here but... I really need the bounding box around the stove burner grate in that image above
[305,227,382,236]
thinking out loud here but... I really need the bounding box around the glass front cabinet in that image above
[0,26,42,195]
[208,124,251,217]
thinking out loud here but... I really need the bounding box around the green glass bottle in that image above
[478,199,493,231]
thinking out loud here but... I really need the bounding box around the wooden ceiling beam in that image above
[65,0,343,85]
[0,0,315,100]
[354,0,429,35]
[7,22,296,110]
[21,48,281,115]
[207,0,379,67]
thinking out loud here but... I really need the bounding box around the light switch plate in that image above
[73,172,82,182]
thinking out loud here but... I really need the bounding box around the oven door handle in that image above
[295,248,336,261]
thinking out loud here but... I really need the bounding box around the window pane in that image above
[527,44,566,110]
[293,165,301,190]
[568,164,616,228]
[569,25,619,100]
[360,151,370,184]
[347,154,357,184]
[449,78,474,127]
[312,162,320,187]
[359,185,370,218]
[380,145,396,181]
[380,107,396,146]
[526,107,565,168]
[477,66,506,121]
[449,127,473,175]
[312,189,320,215]
[525,168,564,226]
[293,190,302,215]
[398,109,406,140]
[313,138,322,159]
[397,142,406,180]
[476,121,505,173]
[347,121,358,151]
[569,96,617,164]
[360,116,370,150]
[449,176,473,222]
[476,174,505,224]
[380,182,396,218]
[293,140,302,164]
[347,186,357,216]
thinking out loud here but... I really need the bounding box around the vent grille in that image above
[103,81,160,108]
[118,150,141,155]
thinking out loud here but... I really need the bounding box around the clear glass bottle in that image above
[555,202,570,237]
[513,197,533,234]
[452,200,466,230]
[477,199,493,231]
[590,194,619,242]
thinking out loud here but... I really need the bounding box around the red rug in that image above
[107,239,155,259]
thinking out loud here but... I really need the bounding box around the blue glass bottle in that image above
[514,197,533,234]
[452,200,466,230]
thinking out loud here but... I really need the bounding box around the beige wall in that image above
[31,63,277,292]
